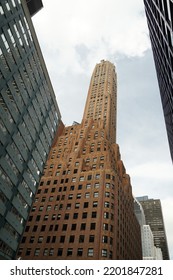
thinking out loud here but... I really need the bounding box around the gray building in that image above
[137,196,169,260]
[0,0,61,259]
[143,0,173,162]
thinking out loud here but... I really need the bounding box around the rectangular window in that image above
[67,248,73,256]
[88,248,94,257]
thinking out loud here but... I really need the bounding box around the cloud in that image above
[33,0,150,75]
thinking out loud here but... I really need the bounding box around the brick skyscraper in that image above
[17,60,142,260]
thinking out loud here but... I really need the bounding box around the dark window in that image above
[57,248,63,256]
[71,224,77,230]
[89,235,95,242]
[80,223,86,230]
[67,248,73,256]
[33,225,38,232]
[53,180,58,184]
[82,212,87,219]
[47,180,51,185]
[90,223,96,230]
[73,213,78,219]
[62,224,67,231]
[64,213,69,220]
[52,236,56,243]
[79,235,85,243]
[69,235,75,243]
[77,248,83,256]
[87,175,92,180]
[46,236,51,243]
[60,236,65,243]
[92,212,97,218]
[84,202,89,208]
[21,236,26,243]
[41,225,46,231]
[26,248,31,256]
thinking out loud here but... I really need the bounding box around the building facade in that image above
[143,0,173,161]
[134,198,162,260]
[0,0,61,259]
[17,60,142,260]
[137,196,169,259]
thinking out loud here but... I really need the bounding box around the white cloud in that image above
[33,0,150,74]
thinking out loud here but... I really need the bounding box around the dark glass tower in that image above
[137,196,169,260]
[0,0,61,259]
[143,0,173,161]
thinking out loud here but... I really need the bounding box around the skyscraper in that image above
[0,0,61,259]
[143,0,173,161]
[17,60,142,260]
[134,198,163,260]
[137,196,169,260]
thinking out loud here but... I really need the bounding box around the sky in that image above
[32,0,173,259]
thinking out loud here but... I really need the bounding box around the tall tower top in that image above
[82,60,117,143]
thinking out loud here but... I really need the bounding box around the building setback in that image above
[0,0,61,259]
[143,0,173,161]
[137,196,169,260]
[17,60,142,260]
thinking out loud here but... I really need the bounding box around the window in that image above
[66,204,71,210]
[71,224,77,230]
[62,224,67,231]
[75,203,80,209]
[90,223,96,230]
[103,223,108,230]
[72,177,76,182]
[49,196,53,201]
[67,248,73,256]
[52,214,56,220]
[44,189,48,193]
[77,248,83,256]
[102,236,108,243]
[104,212,109,219]
[86,184,91,189]
[87,175,92,180]
[26,248,31,256]
[69,235,75,243]
[105,192,110,198]
[84,202,89,208]
[82,212,87,219]
[41,197,46,202]
[95,174,100,179]
[68,194,73,200]
[49,248,54,256]
[38,236,43,243]
[80,223,86,230]
[57,248,63,256]
[85,192,90,198]
[106,174,111,179]
[43,248,48,256]
[46,205,51,211]
[44,215,49,221]
[46,236,51,243]
[73,213,78,219]
[60,236,65,243]
[91,212,97,218]
[79,176,84,181]
[94,183,99,188]
[41,225,46,231]
[89,235,95,242]
[88,248,94,257]
[102,249,107,257]
[29,236,34,243]
[32,226,37,232]
[79,235,85,243]
[104,202,109,208]
[64,213,69,220]
[93,201,98,207]
[93,192,99,198]
[78,185,82,190]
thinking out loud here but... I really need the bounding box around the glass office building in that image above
[143,0,173,161]
[0,0,61,259]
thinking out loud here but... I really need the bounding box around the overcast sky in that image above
[32,0,173,259]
